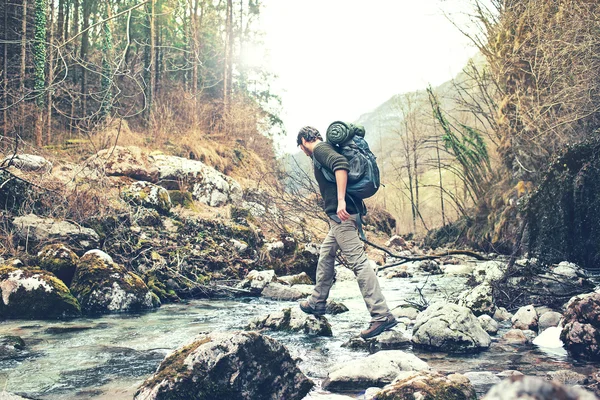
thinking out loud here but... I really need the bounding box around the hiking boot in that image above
[299,300,325,317]
[360,316,398,339]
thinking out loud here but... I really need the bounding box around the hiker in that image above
[296,126,397,339]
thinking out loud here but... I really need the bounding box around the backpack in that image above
[313,121,381,199]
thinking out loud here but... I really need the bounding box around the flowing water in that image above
[0,265,597,399]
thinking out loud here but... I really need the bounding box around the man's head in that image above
[297,126,323,156]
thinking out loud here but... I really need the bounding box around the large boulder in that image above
[1,154,52,172]
[322,350,430,392]
[0,265,81,319]
[342,330,411,353]
[90,146,159,182]
[539,311,563,331]
[12,214,100,252]
[247,307,332,336]
[511,305,538,331]
[472,261,506,284]
[70,250,158,315]
[412,302,491,353]
[0,335,27,360]
[261,282,307,301]
[482,375,597,400]
[458,282,496,316]
[374,371,477,400]
[37,244,79,287]
[150,154,242,207]
[561,292,600,360]
[121,181,171,214]
[237,270,277,294]
[134,331,313,400]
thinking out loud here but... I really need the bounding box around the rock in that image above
[335,266,355,281]
[0,265,81,318]
[363,208,396,236]
[322,350,430,392]
[135,208,162,227]
[418,260,442,275]
[342,330,411,352]
[149,154,242,207]
[237,270,277,293]
[279,272,314,286]
[391,305,420,321]
[12,214,100,252]
[493,307,513,322]
[385,235,406,249]
[264,241,285,258]
[384,266,412,279]
[229,239,248,254]
[464,371,502,392]
[364,387,381,400]
[2,154,52,172]
[247,307,332,336]
[261,282,307,301]
[443,264,474,276]
[0,335,26,360]
[44,325,95,334]
[70,250,158,314]
[548,370,588,386]
[326,300,349,315]
[501,329,531,345]
[373,371,476,400]
[473,261,506,284]
[412,302,491,353]
[458,282,496,316]
[134,331,313,400]
[478,314,499,335]
[482,375,597,400]
[539,311,563,331]
[121,181,171,214]
[367,249,386,266]
[512,305,538,331]
[91,146,159,182]
[561,292,600,360]
[37,244,79,287]
[497,370,524,377]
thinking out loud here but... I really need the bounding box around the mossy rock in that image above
[376,371,477,400]
[145,270,180,303]
[70,250,159,315]
[122,181,171,215]
[37,244,79,287]
[168,190,194,209]
[0,265,81,319]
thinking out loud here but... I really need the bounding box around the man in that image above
[296,126,397,339]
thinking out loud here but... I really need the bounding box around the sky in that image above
[254,0,481,154]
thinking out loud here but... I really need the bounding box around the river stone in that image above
[12,214,100,252]
[70,250,158,315]
[443,264,474,276]
[367,249,386,266]
[326,300,349,315]
[464,371,501,393]
[237,269,277,293]
[501,329,531,345]
[385,235,407,249]
[342,330,411,353]
[547,370,588,386]
[0,265,81,319]
[561,292,600,360]
[478,314,499,335]
[554,261,584,279]
[121,181,171,214]
[261,282,307,301]
[247,307,332,336]
[391,305,420,321]
[149,154,242,207]
[473,261,506,284]
[0,335,26,360]
[37,244,79,287]
[418,260,442,275]
[384,265,412,279]
[372,370,476,400]
[458,282,496,316]
[2,154,52,172]
[335,266,356,281]
[539,311,563,331]
[322,350,430,392]
[482,375,597,400]
[91,146,159,182]
[493,307,513,322]
[497,370,524,377]
[134,331,313,400]
[512,305,538,331]
[412,302,491,353]
[278,272,313,286]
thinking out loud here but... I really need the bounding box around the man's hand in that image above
[337,199,350,221]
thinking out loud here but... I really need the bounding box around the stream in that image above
[0,263,597,399]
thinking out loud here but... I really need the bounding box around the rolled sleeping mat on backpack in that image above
[326,121,355,145]
[351,124,365,138]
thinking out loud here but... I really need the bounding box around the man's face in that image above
[299,138,312,157]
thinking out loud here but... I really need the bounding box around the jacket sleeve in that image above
[313,143,350,172]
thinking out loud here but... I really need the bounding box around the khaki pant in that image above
[308,214,392,322]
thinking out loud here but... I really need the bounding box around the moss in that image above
[0,265,81,319]
[168,190,194,208]
[37,244,79,287]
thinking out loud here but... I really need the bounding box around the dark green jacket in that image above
[312,142,364,217]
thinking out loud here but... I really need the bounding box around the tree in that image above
[33,0,47,147]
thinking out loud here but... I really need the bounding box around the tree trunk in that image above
[20,0,27,94]
[435,136,446,226]
[46,0,55,144]
[57,0,64,42]
[223,0,232,112]
[144,0,155,127]
[100,0,113,119]
[3,0,8,137]
[71,0,79,84]
[80,0,92,119]
[412,132,420,227]
[33,0,47,147]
